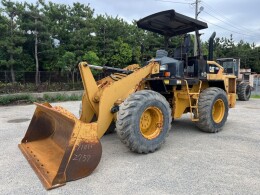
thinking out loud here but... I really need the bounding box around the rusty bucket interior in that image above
[18,103,102,190]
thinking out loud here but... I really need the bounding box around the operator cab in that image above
[137,10,209,81]
[150,49,208,79]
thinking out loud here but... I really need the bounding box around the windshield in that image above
[223,61,235,68]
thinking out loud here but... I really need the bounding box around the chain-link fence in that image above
[253,77,260,95]
[0,71,108,94]
[0,71,83,84]
[0,71,86,94]
[1,70,259,95]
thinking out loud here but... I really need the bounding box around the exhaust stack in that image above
[208,32,216,61]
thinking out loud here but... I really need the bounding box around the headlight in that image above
[160,64,168,71]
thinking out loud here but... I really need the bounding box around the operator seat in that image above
[174,34,191,59]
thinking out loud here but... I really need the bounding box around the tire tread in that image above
[116,90,172,153]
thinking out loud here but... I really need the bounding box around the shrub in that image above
[0,93,81,105]
[0,94,36,105]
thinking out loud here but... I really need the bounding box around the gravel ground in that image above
[0,99,259,195]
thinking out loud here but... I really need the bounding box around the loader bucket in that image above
[18,103,102,190]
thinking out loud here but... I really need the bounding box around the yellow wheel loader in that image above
[19,10,236,190]
[216,57,254,101]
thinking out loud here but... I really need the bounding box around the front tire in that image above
[116,90,172,153]
[196,87,229,133]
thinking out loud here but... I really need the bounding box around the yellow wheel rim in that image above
[139,106,164,140]
[212,99,225,123]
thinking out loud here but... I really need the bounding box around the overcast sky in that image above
[29,0,260,45]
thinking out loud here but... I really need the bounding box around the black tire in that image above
[116,90,172,153]
[237,83,251,101]
[196,87,229,133]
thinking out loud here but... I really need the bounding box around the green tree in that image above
[82,51,100,75]
[0,11,8,70]
[65,3,95,57]
[82,51,100,65]
[57,51,77,87]
[0,0,26,82]
[110,38,132,68]
[20,1,53,86]
[94,15,132,63]
[41,2,95,68]
[139,31,165,61]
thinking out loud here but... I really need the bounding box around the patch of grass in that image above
[0,93,82,105]
[0,94,36,105]
[43,93,82,102]
[70,94,82,101]
[251,94,260,98]
[0,82,83,94]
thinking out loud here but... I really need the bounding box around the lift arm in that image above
[79,61,160,138]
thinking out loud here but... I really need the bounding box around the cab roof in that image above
[137,10,208,37]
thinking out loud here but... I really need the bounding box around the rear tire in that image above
[237,83,251,101]
[196,87,229,133]
[116,90,172,153]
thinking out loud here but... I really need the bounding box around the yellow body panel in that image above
[172,61,236,119]
[207,60,237,108]
[173,82,206,119]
